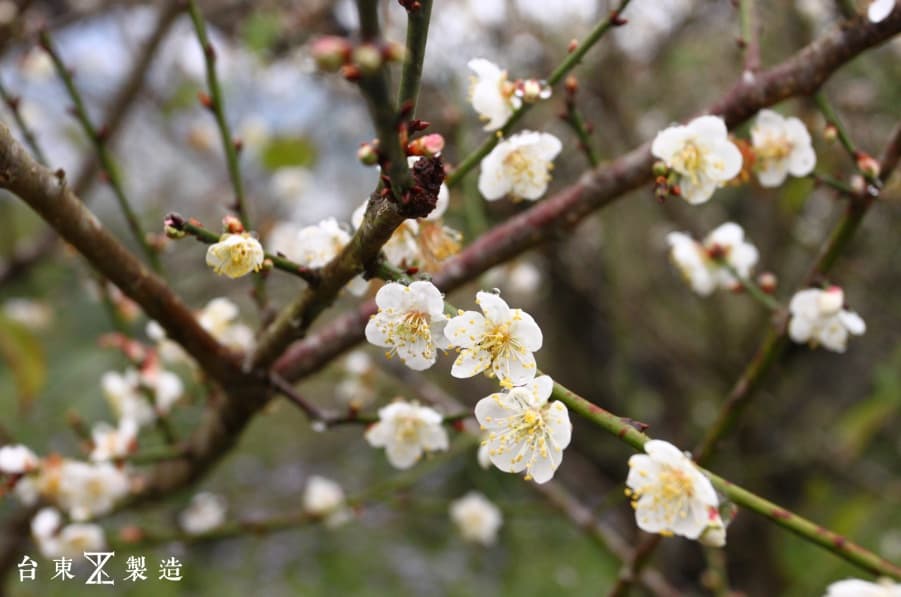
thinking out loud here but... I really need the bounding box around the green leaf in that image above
[261,137,317,171]
[0,313,46,409]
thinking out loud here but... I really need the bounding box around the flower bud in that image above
[310,36,351,72]
[406,133,444,157]
[823,123,838,142]
[856,152,881,180]
[757,272,777,294]
[383,41,407,63]
[652,160,669,177]
[352,44,383,74]
[515,79,552,103]
[357,141,379,166]
[222,214,244,234]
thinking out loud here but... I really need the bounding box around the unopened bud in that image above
[352,44,383,74]
[855,152,880,180]
[197,91,213,110]
[823,124,838,142]
[357,141,379,165]
[383,41,407,63]
[164,225,185,239]
[118,525,145,543]
[652,160,669,177]
[406,133,444,157]
[515,79,552,103]
[222,214,244,234]
[261,258,274,272]
[564,75,579,95]
[310,36,351,72]
[850,174,866,195]
[757,272,777,294]
[567,39,579,53]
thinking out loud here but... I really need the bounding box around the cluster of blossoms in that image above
[365,280,572,484]
[31,507,105,559]
[667,222,759,296]
[148,297,255,364]
[334,350,378,410]
[652,111,815,204]
[788,286,866,353]
[626,440,727,546]
[468,59,561,202]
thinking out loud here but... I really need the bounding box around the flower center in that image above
[503,150,549,188]
[672,140,712,185]
[397,311,430,342]
[394,416,421,442]
[640,464,696,525]
[482,322,514,358]
[756,133,793,163]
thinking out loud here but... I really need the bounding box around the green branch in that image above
[39,30,161,272]
[397,0,433,117]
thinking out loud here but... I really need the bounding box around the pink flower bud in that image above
[310,36,351,72]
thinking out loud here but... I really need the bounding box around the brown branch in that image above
[275,13,901,382]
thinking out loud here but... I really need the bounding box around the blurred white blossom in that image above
[468,58,520,131]
[90,419,138,462]
[303,475,352,527]
[450,491,503,546]
[365,401,449,469]
[179,492,227,535]
[667,222,759,296]
[2,299,53,330]
[31,507,106,559]
[788,287,866,352]
[869,0,896,22]
[0,444,39,474]
[101,367,183,427]
[823,578,901,596]
[17,459,130,521]
[751,110,816,187]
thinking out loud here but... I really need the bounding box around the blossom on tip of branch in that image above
[205,232,265,279]
[89,419,138,462]
[823,578,901,596]
[450,491,503,546]
[303,476,352,527]
[474,375,572,484]
[751,110,816,187]
[468,58,521,131]
[365,281,451,371]
[626,440,726,545]
[0,444,39,474]
[365,401,449,469]
[788,286,866,353]
[478,131,562,201]
[179,492,227,535]
[652,115,743,204]
[666,222,759,296]
[445,291,543,387]
[868,0,897,23]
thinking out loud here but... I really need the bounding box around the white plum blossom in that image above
[450,491,503,546]
[90,419,138,462]
[824,578,901,597]
[365,281,451,371]
[474,375,572,484]
[478,131,562,201]
[101,367,183,427]
[666,222,759,296]
[652,115,743,204]
[302,475,352,527]
[335,351,378,409]
[268,217,350,268]
[445,291,543,387]
[365,401,449,469]
[468,58,520,131]
[31,508,105,559]
[869,0,897,22]
[626,440,725,545]
[197,297,256,351]
[179,492,227,535]
[16,459,130,521]
[0,444,39,474]
[751,109,816,187]
[788,286,866,352]
[205,232,265,279]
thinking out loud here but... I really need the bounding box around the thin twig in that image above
[396,0,433,117]
[38,30,161,272]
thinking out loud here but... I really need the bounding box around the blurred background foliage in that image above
[1,0,900,594]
